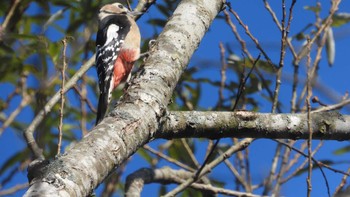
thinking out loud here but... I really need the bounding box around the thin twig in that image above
[220,149,249,190]
[223,9,278,111]
[0,72,30,136]
[294,0,341,65]
[163,138,254,197]
[291,61,299,113]
[306,37,313,197]
[234,138,247,191]
[126,0,132,11]
[181,139,200,168]
[72,85,97,114]
[262,0,297,58]
[312,98,350,113]
[275,140,331,197]
[57,38,68,155]
[272,0,296,113]
[1,0,21,30]
[218,42,227,108]
[0,183,28,196]
[134,0,156,20]
[333,167,350,196]
[294,0,341,112]
[24,54,95,160]
[143,145,195,172]
[281,141,323,184]
[262,143,282,195]
[222,10,252,59]
[271,0,287,113]
[194,54,260,181]
[79,76,88,136]
[244,148,252,192]
[0,95,31,135]
[1,87,20,113]
[232,54,261,110]
[273,140,295,196]
[227,2,274,69]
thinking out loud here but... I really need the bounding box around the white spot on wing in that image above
[105,24,119,46]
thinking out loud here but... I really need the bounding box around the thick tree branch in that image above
[158,111,350,140]
[24,0,224,196]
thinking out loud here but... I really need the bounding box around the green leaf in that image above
[0,148,30,175]
[332,13,350,27]
[333,145,350,155]
[304,5,321,13]
[138,148,153,164]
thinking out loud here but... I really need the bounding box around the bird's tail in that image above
[95,92,108,125]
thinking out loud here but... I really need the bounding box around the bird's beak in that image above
[128,10,143,17]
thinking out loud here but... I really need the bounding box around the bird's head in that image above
[98,3,141,21]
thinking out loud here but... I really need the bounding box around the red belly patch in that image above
[113,49,137,89]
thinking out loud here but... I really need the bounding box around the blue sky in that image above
[1,0,350,196]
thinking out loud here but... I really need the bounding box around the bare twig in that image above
[281,141,323,184]
[0,95,31,136]
[220,149,250,191]
[262,0,297,59]
[234,138,247,191]
[72,85,97,114]
[244,147,252,192]
[218,42,227,108]
[333,167,350,196]
[306,37,313,197]
[0,72,31,136]
[272,0,296,113]
[273,140,295,196]
[293,0,341,65]
[291,61,299,113]
[79,76,88,136]
[0,183,28,196]
[223,9,278,111]
[163,138,253,197]
[271,0,287,113]
[134,0,156,20]
[263,143,282,195]
[1,0,21,31]
[194,54,260,182]
[275,140,332,197]
[143,145,195,172]
[181,139,200,168]
[57,38,68,155]
[1,87,20,113]
[232,54,261,110]
[312,98,350,113]
[24,54,95,160]
[227,3,274,69]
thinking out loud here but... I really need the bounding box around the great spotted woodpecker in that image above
[95,3,141,125]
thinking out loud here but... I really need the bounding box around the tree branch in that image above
[125,167,260,197]
[159,111,350,140]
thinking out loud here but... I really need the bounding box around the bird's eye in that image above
[118,4,123,9]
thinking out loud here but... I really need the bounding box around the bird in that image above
[95,3,141,125]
